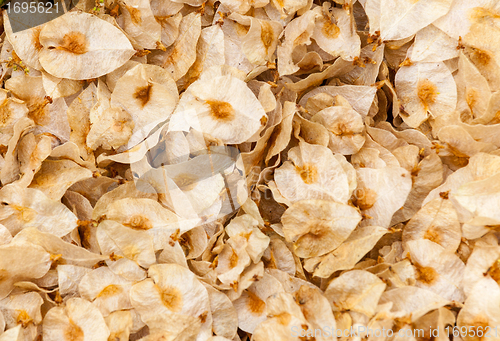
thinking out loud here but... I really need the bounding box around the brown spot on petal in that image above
[470,47,493,67]
[58,32,88,55]
[261,21,274,53]
[468,314,490,341]
[123,214,153,230]
[322,18,340,39]
[65,319,84,341]
[16,310,32,328]
[235,23,250,36]
[32,27,43,51]
[353,188,377,210]
[469,7,500,24]
[424,228,441,244]
[12,205,37,223]
[96,284,122,298]
[0,269,9,283]
[126,5,142,25]
[158,285,182,312]
[247,291,265,314]
[417,79,438,110]
[295,163,318,184]
[28,97,52,126]
[275,312,291,325]
[134,84,153,108]
[0,100,11,126]
[415,264,438,285]
[486,259,500,285]
[206,100,235,122]
[229,247,239,269]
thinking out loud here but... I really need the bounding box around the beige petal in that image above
[39,12,135,80]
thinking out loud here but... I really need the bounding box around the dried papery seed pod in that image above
[78,267,133,316]
[0,184,78,237]
[104,310,133,341]
[0,93,29,151]
[312,4,361,61]
[281,199,362,258]
[42,298,110,341]
[232,273,284,333]
[129,264,211,333]
[120,0,162,49]
[395,61,457,128]
[97,220,156,268]
[274,142,351,204]
[104,198,199,251]
[304,225,388,278]
[38,12,135,80]
[402,198,461,253]
[405,239,465,302]
[169,69,267,144]
[457,278,500,341]
[149,12,201,81]
[0,242,51,300]
[0,291,43,339]
[110,63,178,147]
[311,103,366,155]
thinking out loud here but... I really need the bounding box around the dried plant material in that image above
[104,198,198,250]
[78,267,133,316]
[120,0,162,49]
[405,239,465,301]
[57,265,92,296]
[402,198,461,252]
[170,70,267,144]
[129,264,210,329]
[38,12,135,80]
[299,85,377,118]
[14,227,106,268]
[111,64,178,146]
[324,270,386,317]
[42,297,110,341]
[312,102,366,155]
[97,220,156,268]
[2,14,43,70]
[355,166,412,228]
[0,90,29,147]
[305,225,388,278]
[233,273,284,333]
[277,10,318,76]
[0,184,78,237]
[457,277,500,341]
[274,142,351,204]
[29,159,93,201]
[396,61,457,128]
[150,12,201,81]
[281,199,362,258]
[379,286,450,322]
[203,284,238,339]
[376,0,453,41]
[312,5,361,61]
[409,25,459,63]
[104,310,133,341]
[0,241,51,300]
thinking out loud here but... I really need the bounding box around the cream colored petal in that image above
[379,286,450,322]
[0,184,78,237]
[324,270,386,317]
[12,227,106,267]
[0,242,51,300]
[104,310,133,341]
[120,0,162,49]
[282,199,362,258]
[57,265,92,296]
[39,12,135,80]
[402,197,461,253]
[410,24,459,63]
[97,219,155,268]
[379,0,452,41]
[396,62,457,128]
[42,298,110,341]
[150,12,201,81]
[306,225,388,278]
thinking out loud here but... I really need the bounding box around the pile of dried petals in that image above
[0,0,499,340]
